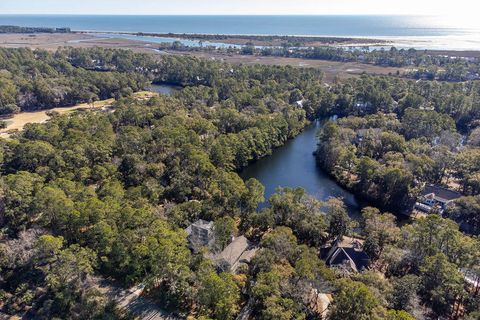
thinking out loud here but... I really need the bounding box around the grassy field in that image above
[181,51,407,82]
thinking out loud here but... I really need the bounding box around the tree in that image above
[289,89,303,104]
[260,227,298,262]
[389,275,419,312]
[1,171,45,235]
[36,186,77,239]
[385,310,415,320]
[419,253,466,317]
[250,266,305,320]
[197,263,241,320]
[0,77,17,115]
[241,178,265,214]
[12,140,56,172]
[326,198,352,242]
[213,216,238,250]
[361,207,399,260]
[33,235,99,318]
[402,108,456,140]
[328,279,380,320]
[446,195,480,234]
[267,188,326,245]
[402,215,474,269]
[144,220,192,309]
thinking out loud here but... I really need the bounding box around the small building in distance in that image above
[186,219,215,251]
[354,128,382,145]
[353,100,373,113]
[322,237,369,273]
[215,235,258,273]
[186,220,258,273]
[414,184,461,214]
[294,99,304,108]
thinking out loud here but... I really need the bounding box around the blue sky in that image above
[0,0,472,17]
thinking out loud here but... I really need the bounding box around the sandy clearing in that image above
[0,91,158,139]
[0,100,111,138]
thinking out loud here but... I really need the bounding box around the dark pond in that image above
[240,120,362,219]
[147,83,182,95]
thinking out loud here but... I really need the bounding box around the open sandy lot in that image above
[0,100,112,138]
[0,91,157,138]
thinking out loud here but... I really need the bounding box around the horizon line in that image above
[0,13,434,17]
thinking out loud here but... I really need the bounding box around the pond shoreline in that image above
[240,120,364,219]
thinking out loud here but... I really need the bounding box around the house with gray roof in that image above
[186,219,215,251]
[215,236,258,273]
[414,184,461,214]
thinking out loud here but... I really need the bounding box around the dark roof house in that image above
[323,237,369,273]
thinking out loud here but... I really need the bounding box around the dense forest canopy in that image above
[0,48,152,115]
[0,48,479,320]
[315,75,480,224]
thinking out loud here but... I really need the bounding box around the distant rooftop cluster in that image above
[0,25,71,34]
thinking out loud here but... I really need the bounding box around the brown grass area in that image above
[169,51,407,82]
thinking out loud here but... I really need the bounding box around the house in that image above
[461,268,480,293]
[294,99,304,108]
[186,220,258,273]
[414,184,461,214]
[323,237,369,273]
[55,27,71,33]
[186,219,215,250]
[353,100,373,113]
[215,236,257,273]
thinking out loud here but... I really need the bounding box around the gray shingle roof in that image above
[421,184,461,202]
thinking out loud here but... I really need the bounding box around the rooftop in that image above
[324,237,369,272]
[217,235,249,267]
[214,235,257,272]
[421,184,461,202]
[186,219,214,235]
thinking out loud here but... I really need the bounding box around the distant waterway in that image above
[86,32,249,49]
[2,15,479,50]
[240,120,362,219]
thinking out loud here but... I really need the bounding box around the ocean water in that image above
[1,15,479,50]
